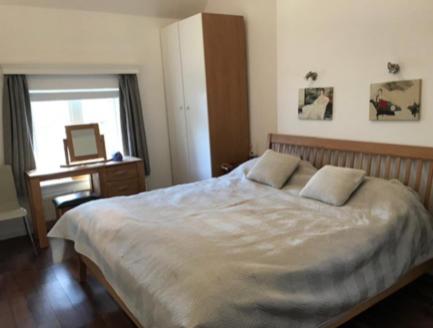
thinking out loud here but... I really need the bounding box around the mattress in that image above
[48,160,433,328]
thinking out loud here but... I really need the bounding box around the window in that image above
[29,76,124,170]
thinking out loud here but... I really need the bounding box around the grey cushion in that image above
[300,165,366,206]
[283,160,318,195]
[247,150,301,188]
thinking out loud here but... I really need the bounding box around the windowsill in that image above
[41,178,74,187]
[41,176,91,198]
[40,175,89,187]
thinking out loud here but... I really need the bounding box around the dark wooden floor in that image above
[0,237,135,328]
[1,237,433,328]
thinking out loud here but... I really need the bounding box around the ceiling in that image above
[0,0,209,18]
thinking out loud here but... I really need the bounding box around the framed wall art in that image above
[298,87,333,121]
[370,79,421,121]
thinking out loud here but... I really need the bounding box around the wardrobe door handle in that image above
[179,106,183,110]
[186,106,190,111]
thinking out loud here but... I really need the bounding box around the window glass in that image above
[31,95,123,170]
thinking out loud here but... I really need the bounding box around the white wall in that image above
[277,0,433,147]
[0,5,174,189]
[205,0,277,155]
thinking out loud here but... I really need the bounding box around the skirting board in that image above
[0,219,27,241]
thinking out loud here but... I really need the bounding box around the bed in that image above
[48,134,433,328]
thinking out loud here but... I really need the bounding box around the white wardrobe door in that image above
[179,14,212,181]
[161,23,191,184]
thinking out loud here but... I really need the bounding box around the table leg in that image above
[78,255,87,282]
[27,177,49,248]
[137,162,146,192]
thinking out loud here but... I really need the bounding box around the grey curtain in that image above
[2,75,36,197]
[119,74,150,175]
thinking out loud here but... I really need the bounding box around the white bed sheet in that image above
[48,161,433,327]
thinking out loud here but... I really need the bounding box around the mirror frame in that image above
[65,124,106,163]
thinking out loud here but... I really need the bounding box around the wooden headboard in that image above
[268,133,433,211]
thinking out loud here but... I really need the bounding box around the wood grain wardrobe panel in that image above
[202,13,250,177]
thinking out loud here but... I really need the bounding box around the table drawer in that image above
[106,178,140,197]
[105,164,138,182]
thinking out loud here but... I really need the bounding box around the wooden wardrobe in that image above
[161,13,250,185]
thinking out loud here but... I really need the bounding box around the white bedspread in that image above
[48,162,433,328]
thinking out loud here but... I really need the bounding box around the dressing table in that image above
[26,157,146,248]
[26,123,146,248]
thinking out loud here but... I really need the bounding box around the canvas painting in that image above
[298,87,333,120]
[370,79,422,121]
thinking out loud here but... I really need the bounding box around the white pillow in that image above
[247,150,301,189]
[300,165,366,206]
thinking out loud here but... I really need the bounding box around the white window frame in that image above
[28,75,123,184]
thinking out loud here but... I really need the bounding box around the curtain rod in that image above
[0,64,140,75]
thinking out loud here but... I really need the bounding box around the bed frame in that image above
[77,133,433,328]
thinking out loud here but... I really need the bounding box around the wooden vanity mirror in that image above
[64,124,107,166]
